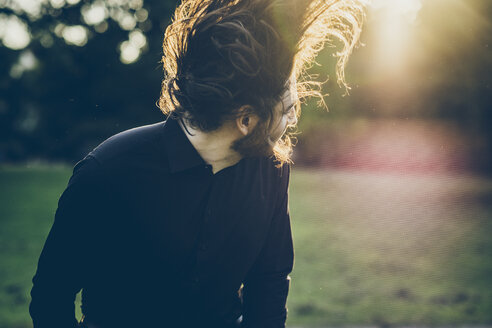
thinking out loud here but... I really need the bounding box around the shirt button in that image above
[204,209,211,223]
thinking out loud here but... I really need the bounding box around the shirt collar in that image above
[162,117,207,173]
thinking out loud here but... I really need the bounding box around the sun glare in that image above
[369,0,423,75]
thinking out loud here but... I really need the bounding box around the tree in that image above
[1,0,177,162]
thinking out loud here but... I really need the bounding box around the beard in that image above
[230,119,294,167]
[230,120,276,158]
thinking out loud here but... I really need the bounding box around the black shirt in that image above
[29,117,294,328]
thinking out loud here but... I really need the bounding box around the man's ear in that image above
[236,105,259,136]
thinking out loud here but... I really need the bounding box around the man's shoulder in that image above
[255,156,291,189]
[263,156,290,178]
[87,120,166,166]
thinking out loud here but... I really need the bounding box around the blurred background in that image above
[1,0,491,327]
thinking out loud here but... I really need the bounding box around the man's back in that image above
[29,118,293,328]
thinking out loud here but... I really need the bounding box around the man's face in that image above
[231,78,298,159]
[267,80,298,146]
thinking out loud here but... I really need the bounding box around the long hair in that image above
[158,0,366,166]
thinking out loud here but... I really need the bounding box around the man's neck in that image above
[177,118,243,174]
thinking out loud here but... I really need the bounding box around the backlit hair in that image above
[158,0,366,166]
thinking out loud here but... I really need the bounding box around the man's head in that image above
[230,74,298,163]
[158,0,366,166]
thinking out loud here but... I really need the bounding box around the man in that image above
[29,0,365,327]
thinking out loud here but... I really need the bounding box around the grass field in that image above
[1,164,491,328]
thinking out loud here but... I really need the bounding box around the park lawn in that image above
[0,164,491,328]
[287,168,492,327]
[0,164,79,328]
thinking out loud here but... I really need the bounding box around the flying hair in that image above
[158,0,366,165]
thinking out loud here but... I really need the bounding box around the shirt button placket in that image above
[204,207,211,223]
[198,210,209,259]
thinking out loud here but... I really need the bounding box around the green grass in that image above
[287,169,492,326]
[0,164,79,328]
[1,164,491,327]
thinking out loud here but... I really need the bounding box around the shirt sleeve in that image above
[242,163,294,328]
[29,155,102,328]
